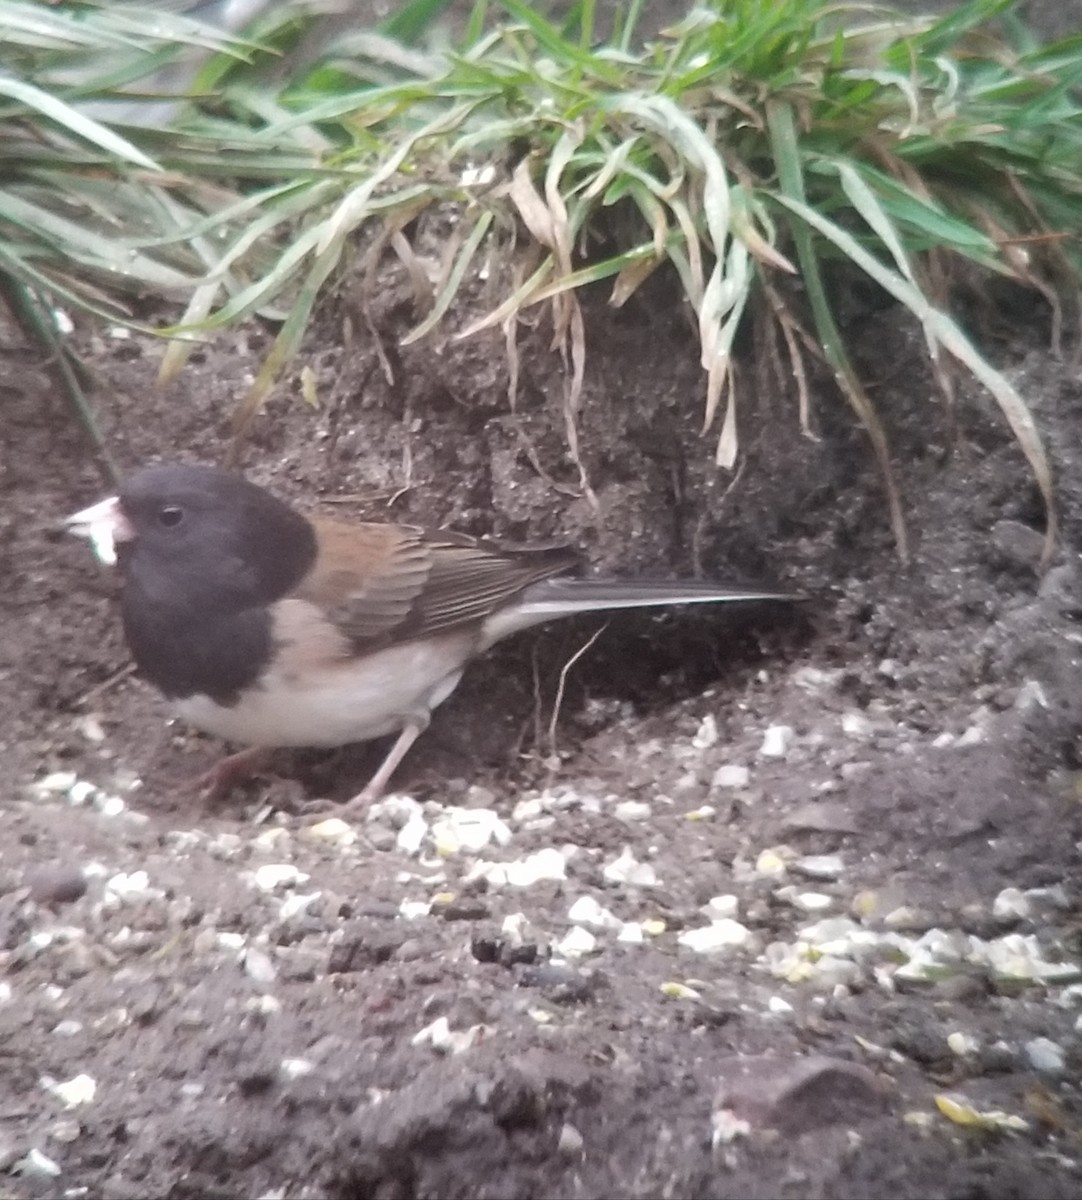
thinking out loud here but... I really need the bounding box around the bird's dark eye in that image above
[158,505,185,528]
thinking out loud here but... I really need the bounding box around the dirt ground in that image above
[2,206,1082,1200]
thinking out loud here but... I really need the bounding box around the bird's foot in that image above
[292,787,380,826]
[191,747,273,808]
[290,796,342,820]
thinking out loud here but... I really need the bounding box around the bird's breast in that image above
[173,628,479,748]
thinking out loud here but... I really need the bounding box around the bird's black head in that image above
[115,462,317,617]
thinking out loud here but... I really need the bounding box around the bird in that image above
[66,462,795,811]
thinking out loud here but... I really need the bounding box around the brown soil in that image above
[2,239,1082,1200]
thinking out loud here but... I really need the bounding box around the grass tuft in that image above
[4,0,1081,557]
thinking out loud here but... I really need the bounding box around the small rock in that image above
[692,715,719,749]
[991,519,1044,570]
[278,891,322,923]
[678,919,752,954]
[556,1122,584,1156]
[13,1147,62,1178]
[789,891,834,913]
[431,807,512,855]
[49,1119,81,1144]
[956,723,986,748]
[1014,680,1048,714]
[947,1031,980,1057]
[702,895,739,921]
[243,947,277,986]
[712,764,750,790]
[280,1058,315,1080]
[41,1073,95,1108]
[251,864,309,893]
[470,847,568,888]
[555,926,597,958]
[891,1023,950,1067]
[1024,1037,1066,1075]
[841,711,874,737]
[302,818,357,846]
[27,864,87,908]
[236,1064,278,1096]
[603,847,658,888]
[759,725,795,759]
[517,963,595,1004]
[754,847,791,877]
[411,1016,485,1055]
[992,887,1033,922]
[436,898,490,921]
[327,922,405,973]
[104,871,159,904]
[712,1055,888,1136]
[782,802,860,835]
[613,800,652,821]
[567,896,621,930]
[793,854,845,881]
[396,812,429,855]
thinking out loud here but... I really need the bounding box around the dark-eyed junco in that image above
[66,462,794,809]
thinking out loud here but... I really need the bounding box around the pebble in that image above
[841,711,875,737]
[793,854,845,881]
[991,518,1045,569]
[1014,680,1049,713]
[557,1122,584,1156]
[511,797,545,821]
[430,808,512,854]
[1024,1037,1066,1075]
[104,871,159,904]
[243,947,278,986]
[27,864,87,907]
[396,812,429,855]
[41,1073,96,1108]
[251,864,309,892]
[759,725,795,759]
[711,1054,887,1138]
[13,1147,62,1178]
[50,1119,81,1144]
[279,1058,315,1080]
[278,892,322,922]
[518,963,596,1004]
[947,1031,980,1057]
[712,764,749,789]
[754,848,791,877]
[567,896,621,930]
[791,891,833,913]
[411,1016,483,1054]
[678,919,752,954]
[702,895,739,920]
[992,887,1032,921]
[470,847,568,888]
[555,926,597,957]
[301,818,357,847]
[692,715,719,749]
[614,800,652,821]
[602,847,658,888]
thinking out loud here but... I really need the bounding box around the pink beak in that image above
[65,495,134,566]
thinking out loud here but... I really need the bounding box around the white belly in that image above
[174,634,473,748]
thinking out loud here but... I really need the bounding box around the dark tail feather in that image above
[482,576,797,642]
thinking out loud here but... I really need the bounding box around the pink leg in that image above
[191,746,273,806]
[339,718,427,814]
